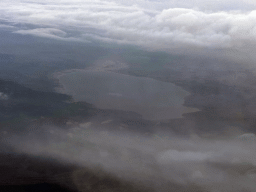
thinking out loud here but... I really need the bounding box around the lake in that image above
[56,70,198,120]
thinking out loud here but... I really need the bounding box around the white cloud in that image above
[16,28,66,37]
[157,149,212,163]
[5,126,256,192]
[15,28,84,41]
[0,24,16,29]
[0,0,256,52]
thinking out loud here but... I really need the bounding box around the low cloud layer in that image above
[5,125,256,192]
[1,0,256,54]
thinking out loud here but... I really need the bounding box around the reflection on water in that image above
[57,70,198,120]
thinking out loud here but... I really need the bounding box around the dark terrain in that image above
[1,48,256,191]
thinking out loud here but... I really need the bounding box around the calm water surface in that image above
[57,70,198,120]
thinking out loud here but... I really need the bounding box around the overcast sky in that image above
[1,0,256,63]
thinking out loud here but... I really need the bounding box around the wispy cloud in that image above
[1,0,256,52]
[15,28,85,41]
[6,126,256,192]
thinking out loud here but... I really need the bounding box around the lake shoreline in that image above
[52,67,199,121]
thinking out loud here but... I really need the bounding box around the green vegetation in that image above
[0,79,96,132]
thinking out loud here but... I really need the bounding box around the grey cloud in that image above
[112,0,256,12]
[14,28,85,42]
[5,126,256,192]
[1,0,256,57]
[0,24,16,29]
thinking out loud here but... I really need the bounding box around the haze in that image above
[1,1,256,192]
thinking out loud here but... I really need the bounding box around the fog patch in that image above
[157,150,213,163]
[4,124,256,192]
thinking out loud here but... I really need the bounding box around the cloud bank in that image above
[5,125,256,192]
[1,0,256,53]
